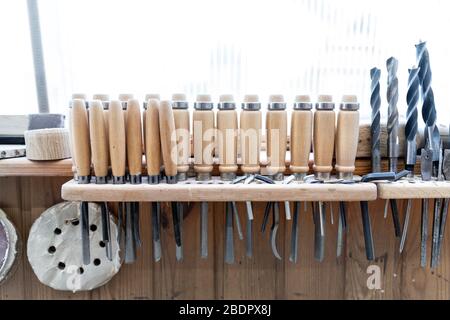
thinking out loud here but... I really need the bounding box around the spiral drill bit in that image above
[370,68,381,173]
[400,67,420,254]
[405,67,420,174]
[385,57,402,238]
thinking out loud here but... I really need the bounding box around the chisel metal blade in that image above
[431,198,442,268]
[124,202,136,263]
[225,202,234,264]
[270,202,282,260]
[200,202,208,259]
[132,202,142,248]
[232,202,243,240]
[176,202,184,261]
[100,202,112,261]
[80,201,90,265]
[360,201,375,261]
[420,199,429,268]
[314,202,326,262]
[117,202,124,245]
[390,199,401,237]
[437,198,449,266]
[399,199,412,253]
[261,202,272,233]
[289,201,300,263]
[336,208,344,258]
[152,202,161,262]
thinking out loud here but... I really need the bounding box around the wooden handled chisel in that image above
[71,98,91,265]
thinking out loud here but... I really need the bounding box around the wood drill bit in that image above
[386,57,401,238]
[400,67,420,254]
[370,67,381,173]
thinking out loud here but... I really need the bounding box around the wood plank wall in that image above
[0,176,449,300]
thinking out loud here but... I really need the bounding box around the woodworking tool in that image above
[89,100,113,260]
[193,94,215,259]
[313,95,336,262]
[416,41,438,267]
[143,94,160,150]
[431,143,444,268]
[145,98,163,262]
[359,172,397,260]
[335,95,360,258]
[69,93,88,180]
[93,94,111,167]
[126,99,143,256]
[289,95,313,262]
[109,100,130,262]
[71,99,91,265]
[437,148,450,265]
[172,93,190,260]
[400,67,420,254]
[217,94,239,263]
[370,68,381,173]
[386,57,401,237]
[240,94,262,257]
[159,100,182,261]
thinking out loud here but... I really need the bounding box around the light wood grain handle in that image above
[193,110,215,173]
[266,110,287,174]
[240,111,262,174]
[126,99,143,176]
[159,100,177,177]
[173,109,190,174]
[71,99,91,177]
[313,110,336,174]
[335,110,359,174]
[217,110,238,174]
[89,101,109,178]
[290,110,313,173]
[109,100,126,178]
[145,99,162,176]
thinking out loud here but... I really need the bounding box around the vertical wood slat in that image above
[1,176,450,299]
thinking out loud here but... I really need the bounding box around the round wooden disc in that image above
[0,209,19,285]
[27,202,121,292]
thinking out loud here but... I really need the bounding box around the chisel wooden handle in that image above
[172,94,190,180]
[69,94,87,177]
[290,95,313,179]
[313,95,336,181]
[159,100,178,180]
[145,99,162,180]
[89,100,109,181]
[193,94,215,180]
[217,94,238,180]
[143,94,160,149]
[72,99,91,181]
[240,95,262,174]
[335,95,360,179]
[266,95,287,179]
[109,100,126,182]
[126,99,143,181]
[93,94,110,166]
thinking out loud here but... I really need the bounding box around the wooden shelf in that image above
[0,158,73,177]
[377,179,450,199]
[61,178,377,202]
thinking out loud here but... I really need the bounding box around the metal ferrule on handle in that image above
[268,102,287,110]
[242,102,261,111]
[194,102,214,110]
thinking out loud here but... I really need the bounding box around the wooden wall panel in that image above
[1,176,450,300]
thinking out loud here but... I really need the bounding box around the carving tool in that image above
[143,94,160,151]
[126,99,143,256]
[289,95,313,262]
[217,95,238,263]
[89,100,112,260]
[71,98,91,265]
[193,94,215,258]
[335,95,360,258]
[240,94,262,257]
[145,99,162,262]
[400,67,420,254]
[437,148,450,265]
[431,144,444,268]
[69,93,88,180]
[159,100,182,261]
[109,100,129,262]
[172,94,190,261]
[313,95,336,262]
[386,57,401,237]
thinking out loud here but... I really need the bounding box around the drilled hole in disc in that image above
[99,241,106,248]
[48,246,56,254]
[58,262,66,270]
[90,224,97,232]
[78,267,84,275]
[93,259,101,266]
[54,228,62,235]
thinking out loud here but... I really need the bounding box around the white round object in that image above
[0,209,19,285]
[27,202,121,292]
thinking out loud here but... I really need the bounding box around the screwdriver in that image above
[193,94,215,258]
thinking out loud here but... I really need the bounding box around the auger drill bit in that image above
[386,57,401,238]
[400,67,420,254]
[417,41,440,268]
